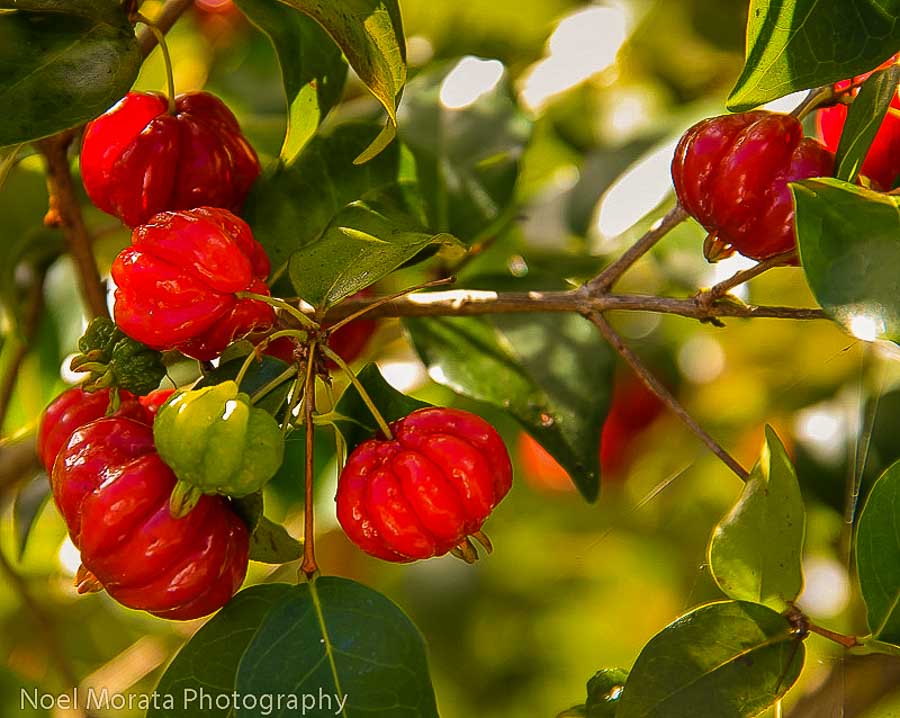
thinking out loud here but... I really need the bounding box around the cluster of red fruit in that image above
[40,87,514,620]
[672,65,900,261]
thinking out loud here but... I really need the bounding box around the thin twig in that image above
[585,204,688,293]
[38,134,107,318]
[0,435,41,499]
[702,250,796,301]
[586,311,750,482]
[0,269,47,433]
[808,622,861,649]
[137,0,194,58]
[313,289,829,323]
[301,344,319,580]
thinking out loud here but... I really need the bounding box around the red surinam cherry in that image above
[111,207,274,361]
[52,416,249,620]
[37,386,150,472]
[672,111,834,261]
[81,91,260,227]
[336,407,513,563]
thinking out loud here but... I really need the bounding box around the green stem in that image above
[136,14,176,113]
[319,344,393,440]
[249,365,298,406]
[237,292,318,330]
[234,329,306,390]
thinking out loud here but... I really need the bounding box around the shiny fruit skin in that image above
[672,111,834,260]
[52,417,249,620]
[336,408,513,562]
[111,207,274,361]
[139,388,176,418]
[37,386,149,472]
[817,69,900,189]
[81,91,260,228]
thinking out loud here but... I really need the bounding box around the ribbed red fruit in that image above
[111,207,274,361]
[52,417,249,620]
[336,408,513,562]
[37,386,149,472]
[81,91,259,227]
[672,111,834,261]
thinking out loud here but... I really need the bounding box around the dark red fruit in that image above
[111,207,274,361]
[37,386,149,472]
[81,91,260,228]
[336,408,513,562]
[53,417,249,620]
[599,375,665,477]
[817,60,900,189]
[672,111,834,261]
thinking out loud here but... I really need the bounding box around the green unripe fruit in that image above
[154,381,285,517]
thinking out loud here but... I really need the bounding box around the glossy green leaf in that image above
[793,178,900,342]
[397,57,532,244]
[149,584,293,718]
[856,459,900,643]
[708,427,805,608]
[249,516,303,564]
[835,64,900,182]
[288,196,461,308]
[235,0,347,165]
[242,123,401,271]
[0,0,129,27]
[13,474,50,560]
[0,11,140,144]
[616,601,805,718]
[729,1,900,111]
[236,576,439,718]
[404,277,615,502]
[276,0,406,163]
[584,668,628,717]
[334,363,431,452]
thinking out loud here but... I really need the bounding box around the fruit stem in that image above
[249,365,297,406]
[319,344,394,440]
[136,15,177,113]
[326,276,456,333]
[301,342,319,580]
[237,292,318,330]
[789,85,834,119]
[234,328,306,390]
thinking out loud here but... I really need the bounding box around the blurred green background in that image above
[2,0,900,716]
